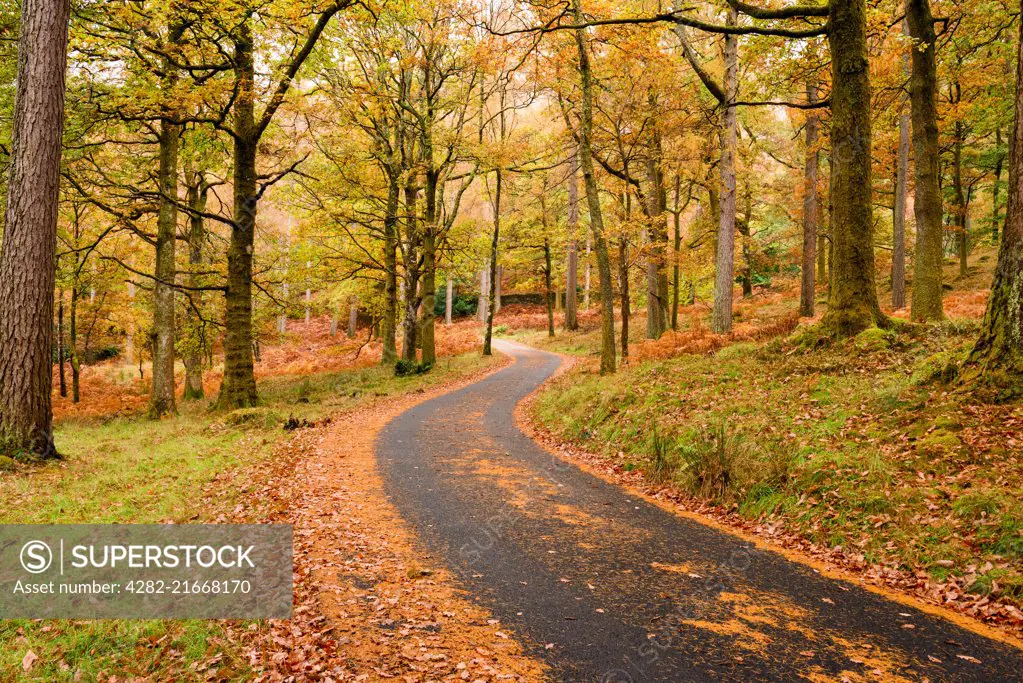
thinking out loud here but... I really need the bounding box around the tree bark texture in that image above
[713,9,739,334]
[907,0,945,321]
[0,0,70,458]
[821,0,886,335]
[150,117,180,418]
[573,0,616,374]
[962,17,1023,398]
[565,151,580,331]
[218,23,259,408]
[801,83,820,317]
[183,177,208,401]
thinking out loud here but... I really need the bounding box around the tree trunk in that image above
[953,117,969,278]
[420,225,437,362]
[150,117,180,418]
[483,170,501,356]
[544,238,555,338]
[381,177,399,365]
[401,182,421,363]
[218,23,259,408]
[182,177,208,401]
[821,0,886,335]
[278,221,291,335]
[573,0,616,374]
[125,279,135,367]
[305,271,312,323]
[672,181,683,330]
[892,62,910,311]
[619,235,630,360]
[70,284,80,404]
[992,127,1005,242]
[348,298,358,338]
[0,0,69,459]
[713,9,738,334]
[420,169,439,365]
[801,83,820,317]
[738,186,753,298]
[277,282,288,334]
[445,276,453,325]
[478,266,489,322]
[645,131,669,339]
[817,233,827,286]
[828,233,835,294]
[962,17,1023,398]
[565,151,580,331]
[495,264,503,314]
[584,239,592,309]
[907,0,944,321]
[57,291,66,398]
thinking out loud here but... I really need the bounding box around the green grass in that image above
[0,352,495,681]
[533,323,1023,604]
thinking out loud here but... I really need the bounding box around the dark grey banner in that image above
[0,525,293,619]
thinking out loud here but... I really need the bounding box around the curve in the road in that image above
[376,340,1023,682]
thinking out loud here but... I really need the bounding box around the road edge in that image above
[511,344,1023,652]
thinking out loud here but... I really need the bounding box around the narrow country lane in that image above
[376,340,1023,682]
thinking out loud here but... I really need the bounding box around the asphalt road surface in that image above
[377,340,1023,682]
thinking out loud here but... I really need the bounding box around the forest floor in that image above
[511,248,1023,642]
[374,339,1023,680]
[3,248,1018,680]
[0,320,545,681]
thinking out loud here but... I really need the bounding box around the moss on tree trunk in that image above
[150,116,180,418]
[961,18,1023,399]
[801,82,820,318]
[381,177,400,366]
[908,0,944,322]
[819,0,887,336]
[218,24,259,409]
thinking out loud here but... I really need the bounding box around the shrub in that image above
[224,408,283,430]
[675,423,740,500]
[645,422,794,503]
[435,292,478,318]
[395,359,432,377]
[92,346,121,362]
[646,429,678,483]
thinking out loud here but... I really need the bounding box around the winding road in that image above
[377,340,1023,682]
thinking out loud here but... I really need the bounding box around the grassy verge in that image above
[532,319,1023,616]
[0,352,494,681]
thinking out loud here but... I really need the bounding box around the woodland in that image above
[0,0,1022,680]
